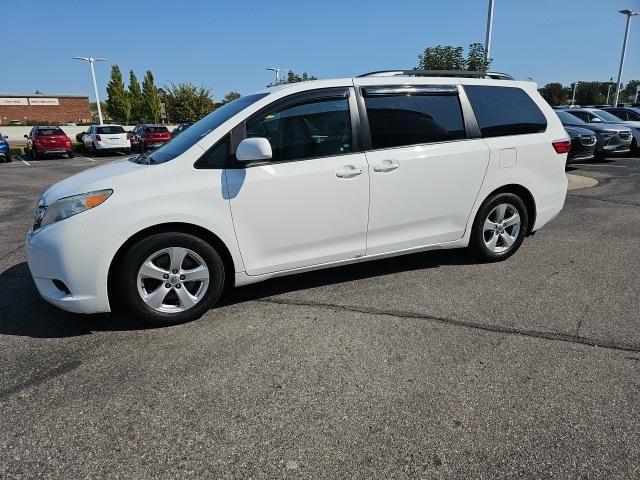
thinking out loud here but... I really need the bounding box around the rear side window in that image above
[363,89,465,149]
[97,126,125,134]
[464,85,547,137]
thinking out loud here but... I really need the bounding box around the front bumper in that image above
[26,218,123,314]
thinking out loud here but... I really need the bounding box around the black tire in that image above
[31,147,39,160]
[115,233,225,326]
[124,148,132,155]
[67,151,74,158]
[469,192,529,262]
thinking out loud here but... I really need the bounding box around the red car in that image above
[25,126,74,159]
[128,124,172,152]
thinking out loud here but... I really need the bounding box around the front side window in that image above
[594,110,626,123]
[363,89,465,149]
[246,96,352,162]
[465,85,547,137]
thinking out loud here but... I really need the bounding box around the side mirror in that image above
[236,137,272,162]
[3,135,8,139]
[24,134,28,139]
[590,117,602,123]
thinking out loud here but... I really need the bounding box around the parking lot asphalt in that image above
[1,154,639,479]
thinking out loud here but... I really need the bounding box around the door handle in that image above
[336,165,364,178]
[373,160,400,173]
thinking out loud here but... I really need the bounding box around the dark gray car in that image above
[555,110,633,157]
[564,125,596,163]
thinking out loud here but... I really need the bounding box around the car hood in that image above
[41,158,147,204]
[564,122,630,134]
[565,126,595,138]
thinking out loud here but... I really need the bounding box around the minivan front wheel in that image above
[469,193,529,261]
[116,233,225,325]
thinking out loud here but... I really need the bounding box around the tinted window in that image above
[246,96,352,162]
[146,126,169,133]
[36,127,65,136]
[195,135,229,169]
[594,110,625,123]
[556,110,587,125]
[96,125,125,134]
[363,92,465,149]
[465,85,547,137]
[134,93,268,164]
[569,111,590,122]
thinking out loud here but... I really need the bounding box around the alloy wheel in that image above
[482,203,521,253]
[136,247,210,313]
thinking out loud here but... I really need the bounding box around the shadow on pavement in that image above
[1,248,475,339]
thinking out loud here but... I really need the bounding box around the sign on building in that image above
[29,98,60,106]
[0,98,28,105]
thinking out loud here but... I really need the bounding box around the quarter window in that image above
[194,135,229,169]
[465,85,547,137]
[362,90,466,149]
[246,96,352,162]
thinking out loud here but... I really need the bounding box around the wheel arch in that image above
[485,184,537,234]
[107,222,237,309]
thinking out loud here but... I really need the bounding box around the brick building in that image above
[0,93,92,125]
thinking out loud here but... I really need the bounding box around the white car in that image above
[81,124,131,155]
[26,71,569,325]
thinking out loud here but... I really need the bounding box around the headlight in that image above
[34,189,112,230]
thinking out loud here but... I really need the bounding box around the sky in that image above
[1,0,639,102]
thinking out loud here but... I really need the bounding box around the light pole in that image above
[266,67,282,85]
[635,86,640,103]
[613,10,637,107]
[606,77,614,105]
[73,56,107,124]
[485,0,495,62]
[571,82,579,106]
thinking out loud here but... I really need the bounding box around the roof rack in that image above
[357,70,515,80]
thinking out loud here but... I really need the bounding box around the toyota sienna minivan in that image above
[26,70,569,325]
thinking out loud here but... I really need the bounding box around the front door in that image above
[226,88,370,276]
[356,83,490,255]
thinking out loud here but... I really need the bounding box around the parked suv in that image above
[128,124,171,152]
[26,71,569,325]
[25,126,74,159]
[555,110,633,157]
[81,124,132,155]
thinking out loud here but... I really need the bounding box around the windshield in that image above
[135,93,268,164]
[97,126,125,134]
[594,110,625,123]
[556,111,586,125]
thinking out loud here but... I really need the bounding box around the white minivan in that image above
[26,71,569,325]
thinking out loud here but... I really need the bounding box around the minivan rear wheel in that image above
[469,193,529,262]
[116,233,225,325]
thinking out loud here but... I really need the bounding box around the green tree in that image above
[164,82,215,122]
[105,65,130,124]
[466,43,491,71]
[221,91,241,105]
[141,70,161,123]
[128,70,144,124]
[575,81,605,106]
[267,70,317,87]
[539,82,567,106]
[622,80,640,103]
[417,43,492,71]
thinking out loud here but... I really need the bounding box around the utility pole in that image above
[571,82,579,106]
[73,56,107,125]
[485,0,495,62]
[606,77,614,105]
[613,10,637,107]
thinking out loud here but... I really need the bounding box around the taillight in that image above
[96,134,101,141]
[552,137,571,154]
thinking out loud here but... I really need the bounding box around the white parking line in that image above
[571,164,627,168]
[74,153,95,162]
[16,155,31,166]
